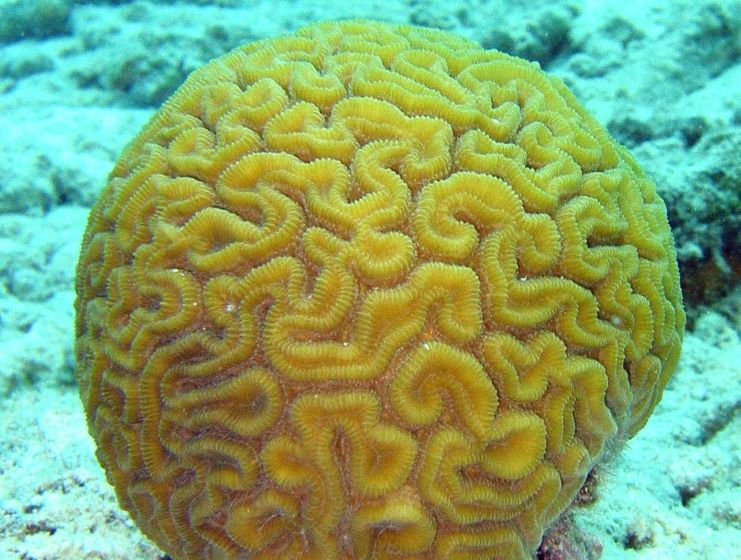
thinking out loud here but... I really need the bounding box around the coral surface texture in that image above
[74,19,685,560]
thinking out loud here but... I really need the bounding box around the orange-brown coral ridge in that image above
[75,19,684,560]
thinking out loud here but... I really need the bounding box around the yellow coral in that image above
[75,20,685,560]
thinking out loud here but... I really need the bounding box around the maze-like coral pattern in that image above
[75,20,685,560]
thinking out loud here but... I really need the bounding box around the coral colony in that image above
[75,20,684,560]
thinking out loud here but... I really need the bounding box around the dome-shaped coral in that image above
[75,19,685,560]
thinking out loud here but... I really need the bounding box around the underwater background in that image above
[0,0,738,558]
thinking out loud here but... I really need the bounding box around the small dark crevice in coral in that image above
[606,117,655,148]
[23,521,57,536]
[679,484,700,507]
[622,526,653,550]
[681,247,741,328]
[679,117,707,148]
[572,468,600,507]
[697,399,741,446]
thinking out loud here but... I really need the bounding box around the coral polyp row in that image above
[75,20,684,560]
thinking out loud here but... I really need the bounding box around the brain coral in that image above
[75,19,685,560]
